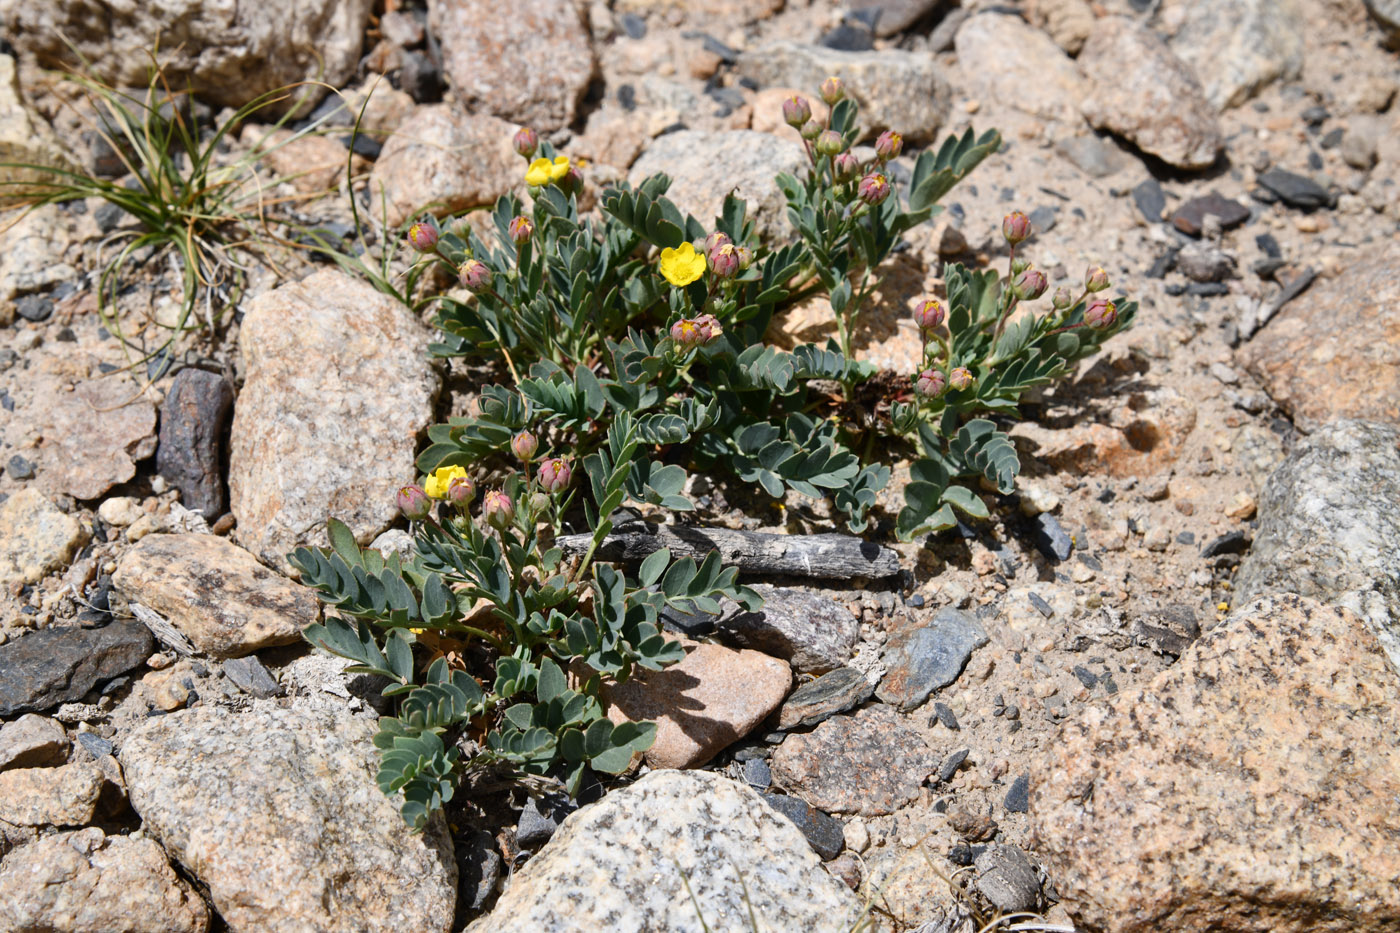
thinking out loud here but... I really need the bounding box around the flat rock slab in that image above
[1237,241,1400,431]
[0,761,103,826]
[716,584,859,674]
[0,622,152,717]
[1171,192,1250,236]
[1235,419,1400,674]
[0,488,88,586]
[955,13,1087,123]
[465,770,864,933]
[1033,594,1400,933]
[876,607,988,710]
[113,533,319,658]
[229,268,440,571]
[776,665,874,730]
[0,714,69,770]
[599,636,791,769]
[119,705,456,933]
[771,705,938,816]
[35,379,157,501]
[0,827,209,933]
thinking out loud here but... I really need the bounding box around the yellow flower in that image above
[659,242,706,287]
[424,465,468,499]
[525,155,570,186]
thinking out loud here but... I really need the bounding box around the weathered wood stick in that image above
[555,522,901,580]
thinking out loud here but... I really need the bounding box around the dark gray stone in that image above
[1071,665,1099,689]
[1171,192,1250,236]
[619,12,646,39]
[75,731,113,758]
[1003,774,1030,813]
[936,747,969,784]
[1027,592,1054,618]
[15,295,53,323]
[222,655,281,698]
[1134,603,1201,657]
[776,666,874,730]
[975,845,1041,913]
[743,757,772,789]
[516,794,575,848]
[6,455,34,481]
[1131,178,1165,223]
[876,608,989,710]
[1201,530,1251,557]
[717,585,859,674]
[1027,205,1056,236]
[762,793,844,860]
[847,0,941,37]
[157,368,235,518]
[931,701,959,730]
[0,623,153,716]
[1029,512,1072,562]
[1256,168,1332,210]
[456,828,503,914]
[819,21,874,52]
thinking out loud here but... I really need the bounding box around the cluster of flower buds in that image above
[538,457,572,494]
[857,172,891,206]
[512,430,538,463]
[1002,211,1031,246]
[1013,267,1048,301]
[508,216,533,245]
[407,219,439,253]
[513,127,539,159]
[915,368,946,398]
[1084,298,1117,329]
[782,95,812,129]
[914,298,945,332]
[820,76,845,105]
[670,313,722,350]
[874,130,902,162]
[459,259,491,291]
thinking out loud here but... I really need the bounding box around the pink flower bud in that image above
[396,484,431,521]
[564,164,584,191]
[915,369,947,398]
[511,430,539,462]
[406,220,438,253]
[733,245,753,270]
[1085,265,1110,293]
[513,127,539,158]
[857,172,891,206]
[820,75,845,105]
[1014,267,1048,301]
[1084,298,1118,329]
[538,458,572,493]
[508,216,534,244]
[914,298,945,331]
[875,130,903,162]
[482,490,515,529]
[709,243,740,278]
[1002,211,1031,246]
[949,366,975,391]
[671,315,722,349]
[446,475,476,508]
[1052,286,1073,311]
[705,231,732,254]
[800,119,823,141]
[693,314,723,342]
[782,95,812,128]
[459,259,491,291]
[815,129,844,156]
[833,151,859,181]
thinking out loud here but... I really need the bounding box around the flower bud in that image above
[406,220,439,253]
[1014,267,1048,301]
[705,231,732,254]
[874,129,903,162]
[833,151,859,181]
[733,245,754,270]
[815,129,844,156]
[511,430,539,462]
[913,298,945,331]
[1085,265,1110,293]
[800,119,823,141]
[528,491,551,513]
[1084,298,1118,330]
[857,172,891,206]
[693,313,723,342]
[513,127,539,159]
[948,366,975,391]
[446,475,476,509]
[482,490,515,529]
[459,259,491,291]
[820,75,845,105]
[782,94,812,128]
[709,243,740,279]
[671,314,722,349]
[1002,211,1031,246]
[1010,257,1031,276]
[538,458,572,493]
[915,368,947,398]
[396,484,431,521]
[1052,286,1073,311]
[508,215,534,245]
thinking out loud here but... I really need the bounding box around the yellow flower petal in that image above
[424,465,468,499]
[525,158,553,186]
[659,242,706,287]
[548,155,571,182]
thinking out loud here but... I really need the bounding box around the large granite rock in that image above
[0,488,88,586]
[229,269,440,571]
[0,53,75,205]
[465,770,865,932]
[0,623,153,716]
[1235,420,1400,675]
[1033,594,1400,933]
[737,41,951,144]
[0,761,104,827]
[0,0,372,113]
[35,379,157,501]
[430,0,595,131]
[1236,241,1400,431]
[1161,0,1306,110]
[0,714,69,770]
[113,533,320,658]
[368,105,522,229]
[119,705,457,933]
[716,584,859,674]
[1078,17,1223,170]
[954,13,1088,123]
[630,130,807,242]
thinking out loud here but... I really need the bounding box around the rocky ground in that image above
[0,0,1399,931]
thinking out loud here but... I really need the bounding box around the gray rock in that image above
[221,655,281,698]
[846,0,941,37]
[0,828,210,933]
[1004,773,1030,813]
[975,845,1042,914]
[876,608,989,710]
[74,731,114,759]
[119,705,457,933]
[955,13,1088,124]
[717,585,859,674]
[1133,603,1201,657]
[936,747,969,783]
[1236,420,1400,675]
[1132,178,1167,223]
[744,757,773,789]
[1256,168,1332,210]
[1171,191,1250,236]
[0,623,152,717]
[0,714,69,770]
[1164,0,1306,110]
[776,666,874,730]
[516,794,575,848]
[1029,512,1073,561]
[736,41,950,144]
[762,793,845,860]
[1176,244,1237,283]
[157,369,235,518]
[630,131,807,242]
[1363,0,1400,38]
[1056,134,1128,178]
[464,770,864,932]
[457,829,502,913]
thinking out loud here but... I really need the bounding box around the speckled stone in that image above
[119,705,456,933]
[0,762,103,826]
[0,623,153,717]
[113,533,320,658]
[34,379,157,501]
[1235,420,1400,675]
[0,488,88,586]
[1033,594,1400,933]
[771,705,938,816]
[0,714,69,770]
[1163,0,1306,110]
[0,827,210,933]
[717,584,860,674]
[1078,17,1224,170]
[776,665,874,730]
[876,607,988,710]
[955,13,1087,123]
[228,269,440,572]
[465,770,864,933]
